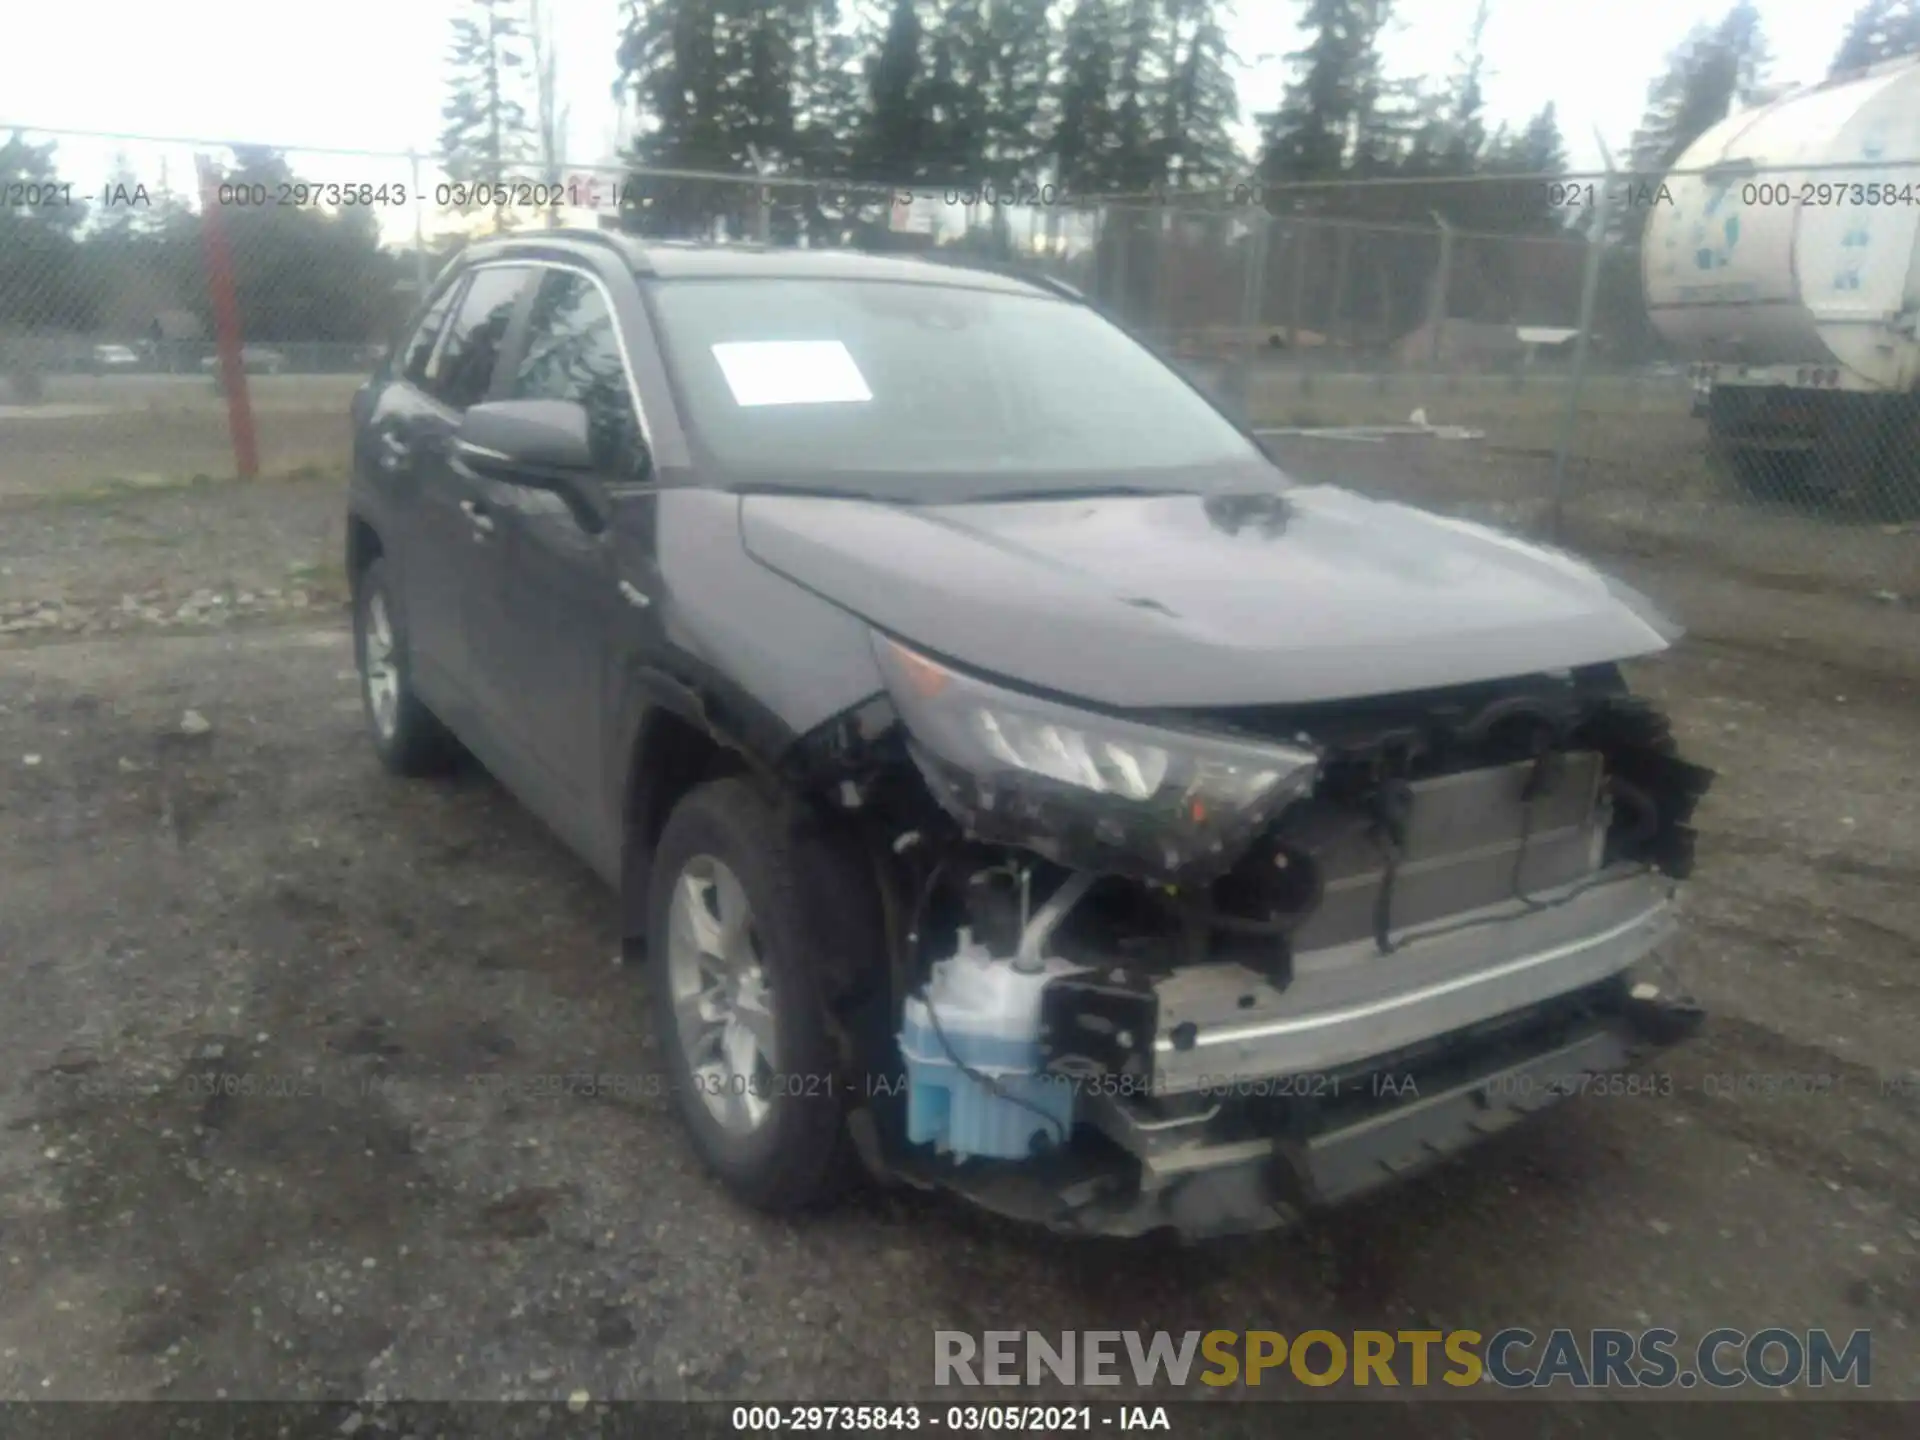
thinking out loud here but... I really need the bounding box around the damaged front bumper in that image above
[849,650,1715,1238]
[912,973,1701,1241]
[1149,865,1676,1094]
[887,868,1701,1240]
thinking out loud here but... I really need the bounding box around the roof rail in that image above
[479,225,655,275]
[911,250,1086,302]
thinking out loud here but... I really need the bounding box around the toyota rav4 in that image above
[346,231,1712,1238]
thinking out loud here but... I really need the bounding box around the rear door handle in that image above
[459,498,495,536]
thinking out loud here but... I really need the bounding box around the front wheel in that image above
[645,778,866,1211]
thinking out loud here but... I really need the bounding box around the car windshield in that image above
[643,276,1278,502]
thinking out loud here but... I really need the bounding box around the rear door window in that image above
[398,279,460,388]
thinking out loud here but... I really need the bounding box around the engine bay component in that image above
[899,927,1086,1161]
[1037,966,1159,1085]
[1272,749,1608,954]
[853,659,1714,1235]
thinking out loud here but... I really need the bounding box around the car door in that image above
[357,275,467,713]
[464,265,656,871]
[388,264,538,722]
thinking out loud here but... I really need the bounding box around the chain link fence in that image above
[2,126,1916,603]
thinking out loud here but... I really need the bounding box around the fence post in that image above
[745,145,772,243]
[1332,223,1353,353]
[409,150,429,297]
[193,154,259,482]
[1230,209,1271,424]
[1288,221,1307,350]
[1428,213,1454,367]
[1153,209,1174,345]
[1550,188,1613,542]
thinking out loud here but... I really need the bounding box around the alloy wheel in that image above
[363,591,400,741]
[665,854,778,1136]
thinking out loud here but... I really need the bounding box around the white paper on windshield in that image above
[711,340,873,408]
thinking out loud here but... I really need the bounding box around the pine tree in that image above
[1628,2,1770,183]
[441,0,536,209]
[1055,0,1121,192]
[792,0,864,180]
[720,1,802,169]
[923,2,996,183]
[1109,0,1164,192]
[1157,0,1242,187]
[1444,0,1490,174]
[614,0,729,235]
[1483,102,1571,233]
[789,0,866,237]
[95,152,146,237]
[530,0,571,219]
[1514,103,1568,175]
[860,0,935,182]
[986,0,1056,183]
[0,132,89,334]
[1258,0,1396,188]
[1832,0,1920,76]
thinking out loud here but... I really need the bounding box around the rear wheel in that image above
[1708,386,1821,507]
[645,778,865,1211]
[1858,395,1920,522]
[1718,445,1814,505]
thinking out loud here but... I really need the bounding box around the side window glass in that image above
[399,279,460,387]
[506,271,646,475]
[427,266,529,410]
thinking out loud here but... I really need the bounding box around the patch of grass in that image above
[0,463,348,512]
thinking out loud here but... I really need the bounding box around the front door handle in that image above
[375,432,410,473]
[459,498,495,536]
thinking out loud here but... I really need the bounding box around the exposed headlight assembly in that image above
[872,634,1319,883]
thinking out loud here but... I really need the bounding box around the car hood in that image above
[737,485,1677,709]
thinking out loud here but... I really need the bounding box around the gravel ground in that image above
[0,476,1916,1426]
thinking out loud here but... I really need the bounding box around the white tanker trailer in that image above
[1642,55,1920,516]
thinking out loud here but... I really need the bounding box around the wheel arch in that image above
[616,694,755,963]
[345,510,384,593]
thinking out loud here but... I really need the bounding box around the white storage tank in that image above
[1643,56,1920,392]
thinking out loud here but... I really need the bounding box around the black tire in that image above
[1857,395,1920,523]
[645,778,869,1211]
[1718,445,1810,505]
[352,556,460,775]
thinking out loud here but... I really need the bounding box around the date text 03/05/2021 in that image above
[456,1069,1422,1103]
[730,1405,1172,1433]
[30,1066,1876,1108]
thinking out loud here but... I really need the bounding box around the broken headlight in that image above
[872,635,1319,883]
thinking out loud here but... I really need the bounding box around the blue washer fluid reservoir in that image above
[898,928,1085,1161]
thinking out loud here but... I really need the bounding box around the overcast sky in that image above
[6,0,1854,198]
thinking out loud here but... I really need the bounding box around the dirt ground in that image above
[0,457,1916,1426]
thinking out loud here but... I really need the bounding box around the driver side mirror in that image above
[453,399,650,532]
[455,398,596,477]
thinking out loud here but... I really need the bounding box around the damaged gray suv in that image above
[347,231,1712,1238]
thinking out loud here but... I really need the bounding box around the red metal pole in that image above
[194,154,260,480]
